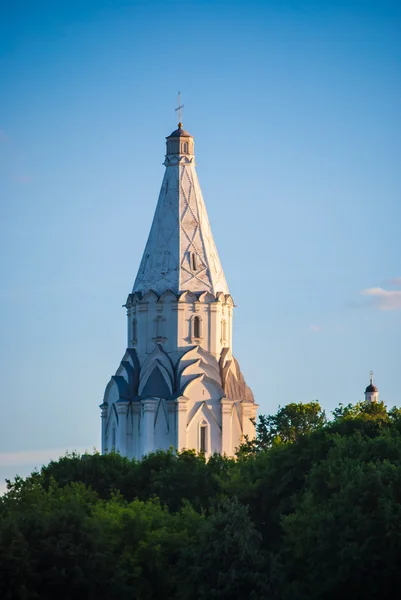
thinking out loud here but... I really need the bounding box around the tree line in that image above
[1,400,401,599]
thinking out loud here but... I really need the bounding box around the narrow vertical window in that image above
[132,319,137,343]
[156,316,163,338]
[112,426,116,450]
[183,141,188,153]
[193,316,200,338]
[161,251,170,274]
[191,252,197,271]
[200,425,207,453]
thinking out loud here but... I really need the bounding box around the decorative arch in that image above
[141,366,172,398]
[120,360,139,396]
[142,290,159,303]
[224,294,234,306]
[181,373,225,399]
[198,291,215,303]
[105,403,119,453]
[178,290,198,303]
[111,375,130,400]
[186,400,222,455]
[103,378,117,404]
[177,345,221,385]
[104,373,132,405]
[199,419,208,453]
[139,345,174,395]
[128,292,142,305]
[159,289,177,303]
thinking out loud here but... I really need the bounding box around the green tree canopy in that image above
[2,400,401,599]
[239,401,326,454]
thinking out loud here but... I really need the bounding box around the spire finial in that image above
[175,91,184,127]
[370,370,374,384]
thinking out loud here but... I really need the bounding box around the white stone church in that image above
[100,120,257,458]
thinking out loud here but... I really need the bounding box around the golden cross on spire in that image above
[175,91,184,127]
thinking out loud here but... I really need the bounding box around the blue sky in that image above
[1,0,400,491]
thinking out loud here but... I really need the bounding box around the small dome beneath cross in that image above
[167,124,193,138]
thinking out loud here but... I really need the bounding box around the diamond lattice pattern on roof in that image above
[133,160,228,296]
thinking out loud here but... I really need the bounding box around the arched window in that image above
[191,252,197,272]
[161,251,170,274]
[193,316,200,338]
[132,318,137,343]
[183,141,188,153]
[200,423,207,453]
[200,424,207,453]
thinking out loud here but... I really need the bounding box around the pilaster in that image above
[176,396,189,451]
[132,402,141,459]
[100,402,108,454]
[136,301,148,357]
[227,304,233,349]
[221,399,233,455]
[115,401,129,455]
[209,302,219,356]
[173,301,185,347]
[142,398,158,456]
[241,400,256,441]
[126,303,133,348]
[167,400,177,448]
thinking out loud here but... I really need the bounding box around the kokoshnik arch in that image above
[100,119,257,458]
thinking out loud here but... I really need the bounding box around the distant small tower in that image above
[365,371,379,403]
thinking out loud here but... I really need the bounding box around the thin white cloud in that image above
[0,447,89,468]
[309,324,322,333]
[360,287,401,311]
[389,277,401,287]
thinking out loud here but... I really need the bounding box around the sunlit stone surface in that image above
[100,123,257,458]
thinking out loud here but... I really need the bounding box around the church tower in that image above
[100,120,257,458]
[365,371,379,403]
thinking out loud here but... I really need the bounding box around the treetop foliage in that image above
[1,399,401,599]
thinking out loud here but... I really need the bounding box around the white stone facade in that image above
[126,290,233,363]
[101,123,257,458]
[133,130,229,298]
